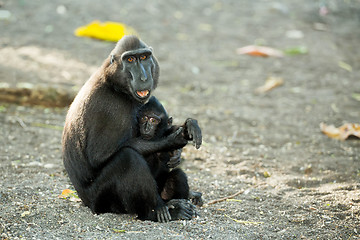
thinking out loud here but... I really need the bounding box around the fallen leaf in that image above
[351,93,360,102]
[59,189,82,202]
[0,105,6,112]
[236,45,283,57]
[255,76,284,93]
[283,46,308,55]
[338,61,352,72]
[320,122,360,140]
[263,171,271,178]
[61,189,75,197]
[74,21,138,42]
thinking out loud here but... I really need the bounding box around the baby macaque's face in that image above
[139,113,161,139]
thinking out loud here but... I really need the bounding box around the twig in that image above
[206,184,260,206]
[31,122,63,131]
[15,116,27,129]
[207,189,245,205]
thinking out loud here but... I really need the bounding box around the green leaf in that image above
[283,46,308,55]
[0,105,6,112]
[338,61,352,72]
[352,93,360,102]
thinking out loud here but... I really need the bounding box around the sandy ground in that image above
[0,0,360,239]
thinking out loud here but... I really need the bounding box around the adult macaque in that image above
[62,36,202,222]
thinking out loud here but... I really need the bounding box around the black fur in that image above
[138,96,203,205]
[62,36,194,222]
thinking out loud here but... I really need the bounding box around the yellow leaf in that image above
[74,21,138,42]
[59,189,82,202]
[263,171,271,178]
[61,189,75,197]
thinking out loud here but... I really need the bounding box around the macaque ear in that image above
[168,117,173,126]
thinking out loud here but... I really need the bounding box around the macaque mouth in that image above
[136,90,150,98]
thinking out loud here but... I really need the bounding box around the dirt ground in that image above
[0,0,360,239]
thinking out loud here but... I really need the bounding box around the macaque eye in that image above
[150,118,160,124]
[140,55,147,60]
[141,116,148,123]
[127,56,136,63]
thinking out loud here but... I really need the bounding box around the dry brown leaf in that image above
[236,45,284,57]
[320,122,360,140]
[255,77,284,93]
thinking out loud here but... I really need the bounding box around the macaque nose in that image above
[139,63,148,82]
